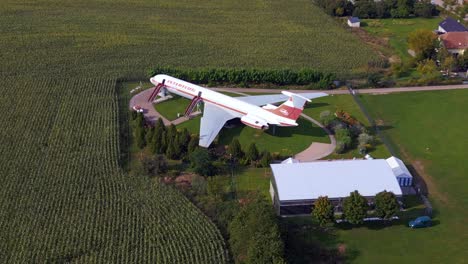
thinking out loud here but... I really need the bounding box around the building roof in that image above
[439,17,467,32]
[271,159,402,202]
[440,32,468,49]
[348,17,360,23]
[386,156,412,178]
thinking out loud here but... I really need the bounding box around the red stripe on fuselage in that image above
[168,85,296,126]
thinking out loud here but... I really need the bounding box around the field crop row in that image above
[0,78,226,262]
[0,0,375,79]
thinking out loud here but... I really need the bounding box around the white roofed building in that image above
[270,159,404,215]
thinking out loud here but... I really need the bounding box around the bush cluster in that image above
[148,67,335,88]
[315,0,438,19]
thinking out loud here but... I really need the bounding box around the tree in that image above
[228,138,243,159]
[166,141,179,159]
[159,131,168,154]
[442,55,456,74]
[135,125,146,149]
[134,113,146,149]
[343,190,368,224]
[335,128,352,153]
[177,128,191,154]
[414,0,435,18]
[140,154,167,177]
[367,73,380,87]
[390,6,409,18]
[228,194,285,264]
[416,59,438,75]
[260,150,272,168]
[353,0,377,18]
[358,133,374,153]
[190,148,216,176]
[408,29,437,60]
[374,191,400,219]
[245,142,259,164]
[457,51,468,70]
[312,196,335,226]
[188,135,199,154]
[320,110,335,126]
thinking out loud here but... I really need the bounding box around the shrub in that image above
[320,110,335,126]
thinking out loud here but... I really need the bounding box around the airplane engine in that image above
[241,114,269,130]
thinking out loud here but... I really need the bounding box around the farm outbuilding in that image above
[386,156,413,187]
[347,17,360,28]
[270,159,403,215]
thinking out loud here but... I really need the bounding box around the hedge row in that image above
[148,67,335,89]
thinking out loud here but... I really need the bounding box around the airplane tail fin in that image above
[269,91,311,121]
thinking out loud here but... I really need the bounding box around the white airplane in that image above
[148,74,328,147]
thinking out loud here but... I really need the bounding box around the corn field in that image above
[0,78,226,262]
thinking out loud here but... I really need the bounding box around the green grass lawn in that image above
[362,18,441,62]
[320,90,468,263]
[234,167,272,198]
[154,96,190,121]
[177,115,329,156]
[303,94,391,159]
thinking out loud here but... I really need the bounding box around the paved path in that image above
[129,88,171,125]
[294,114,336,161]
[212,84,468,95]
[130,89,202,126]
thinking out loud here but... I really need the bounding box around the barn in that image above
[270,158,405,216]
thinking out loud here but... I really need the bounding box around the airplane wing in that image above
[199,102,236,147]
[236,92,328,106]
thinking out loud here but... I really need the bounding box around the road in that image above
[212,83,468,95]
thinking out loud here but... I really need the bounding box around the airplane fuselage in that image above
[150,74,298,127]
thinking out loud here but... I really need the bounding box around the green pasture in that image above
[362,18,441,62]
[303,94,390,159]
[0,0,375,79]
[322,90,467,263]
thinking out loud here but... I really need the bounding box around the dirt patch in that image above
[375,119,385,126]
[337,243,346,255]
[398,147,450,205]
[412,159,449,205]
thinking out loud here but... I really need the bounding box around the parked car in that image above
[132,105,144,113]
[408,216,432,228]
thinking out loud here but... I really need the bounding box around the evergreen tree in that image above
[134,114,146,149]
[177,128,191,155]
[343,190,368,224]
[190,148,215,176]
[145,126,155,145]
[245,142,259,164]
[166,140,178,160]
[159,131,168,154]
[260,150,272,168]
[312,196,335,226]
[374,191,400,219]
[188,135,199,154]
[166,124,178,143]
[228,138,243,159]
[135,125,145,149]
